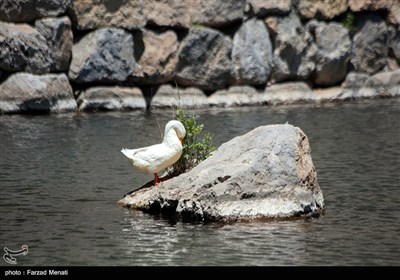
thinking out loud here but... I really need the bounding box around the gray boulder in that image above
[190,0,245,28]
[0,21,52,74]
[131,29,179,85]
[68,28,135,84]
[351,14,388,75]
[0,73,76,113]
[77,86,145,111]
[35,16,73,72]
[309,21,351,86]
[247,0,291,17]
[270,13,317,82]
[0,0,71,22]
[232,19,273,85]
[175,27,233,91]
[68,0,145,30]
[119,124,324,222]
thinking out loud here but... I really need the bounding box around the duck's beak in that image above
[179,137,183,144]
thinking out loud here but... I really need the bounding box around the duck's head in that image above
[165,120,186,144]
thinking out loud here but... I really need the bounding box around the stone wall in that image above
[0,0,399,113]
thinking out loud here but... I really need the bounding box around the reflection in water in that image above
[0,99,399,266]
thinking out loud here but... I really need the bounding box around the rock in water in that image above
[118,124,324,222]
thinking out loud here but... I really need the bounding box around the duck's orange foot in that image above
[153,173,160,186]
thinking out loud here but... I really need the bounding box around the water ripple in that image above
[1,99,399,266]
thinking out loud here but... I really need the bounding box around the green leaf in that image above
[170,105,217,176]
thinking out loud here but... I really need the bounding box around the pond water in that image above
[1,99,399,266]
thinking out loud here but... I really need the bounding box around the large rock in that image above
[35,16,73,72]
[143,0,190,28]
[270,13,317,82]
[0,73,76,113]
[175,27,233,91]
[77,86,145,111]
[248,0,291,17]
[309,21,351,86]
[68,0,145,30]
[130,29,179,85]
[190,0,245,28]
[0,0,71,22]
[0,21,52,74]
[297,0,347,20]
[68,28,135,84]
[351,15,388,75]
[232,19,273,85]
[119,124,324,222]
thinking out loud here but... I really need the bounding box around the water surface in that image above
[1,99,399,266]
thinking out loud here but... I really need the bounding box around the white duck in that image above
[121,120,186,186]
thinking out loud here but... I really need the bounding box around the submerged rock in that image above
[119,124,324,223]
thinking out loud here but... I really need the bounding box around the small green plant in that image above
[169,107,217,176]
[341,12,356,33]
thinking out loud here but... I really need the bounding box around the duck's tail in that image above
[121,148,137,167]
[121,148,149,173]
[121,148,131,158]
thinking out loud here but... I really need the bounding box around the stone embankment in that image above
[1,0,399,113]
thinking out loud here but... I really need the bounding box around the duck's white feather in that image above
[121,120,186,175]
